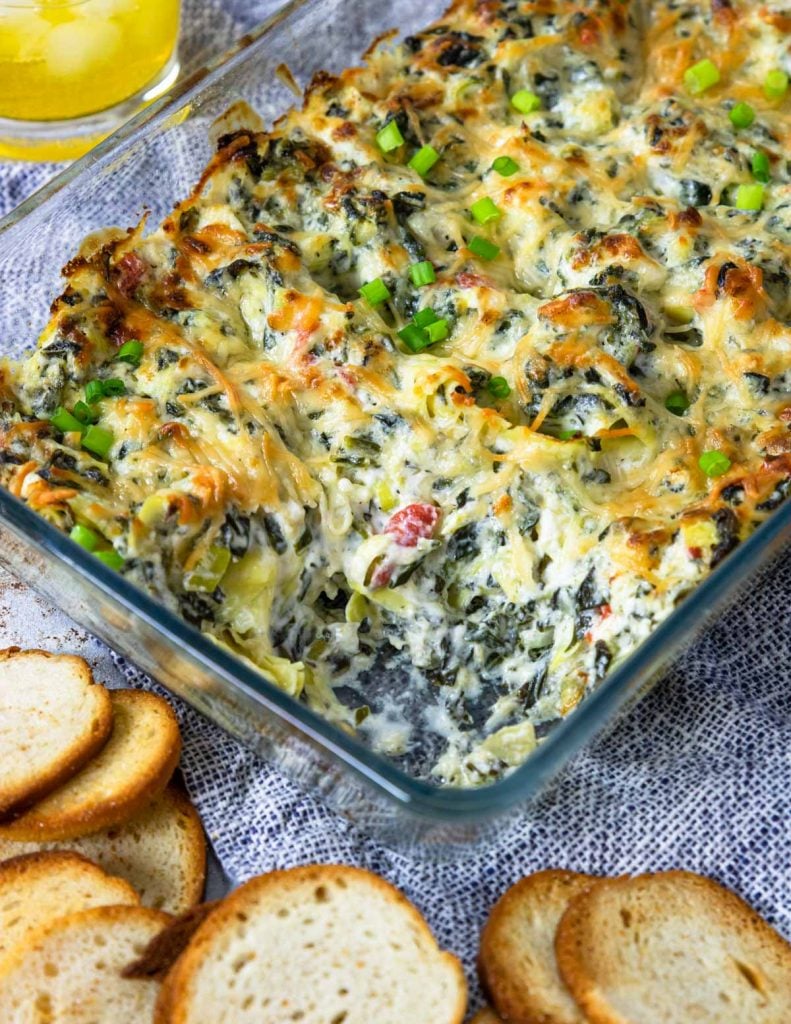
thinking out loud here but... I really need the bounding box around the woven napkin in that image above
[1,0,789,1005]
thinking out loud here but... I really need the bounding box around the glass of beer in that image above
[0,0,180,160]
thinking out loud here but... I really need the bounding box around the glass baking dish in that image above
[1,0,789,855]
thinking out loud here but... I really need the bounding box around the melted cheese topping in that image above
[2,0,790,785]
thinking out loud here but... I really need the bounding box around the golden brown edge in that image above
[165,785,208,914]
[0,648,113,819]
[0,689,182,841]
[0,903,173,989]
[554,870,791,1024]
[155,864,467,1024]
[479,868,600,1024]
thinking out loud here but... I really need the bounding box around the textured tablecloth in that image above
[1,0,790,1007]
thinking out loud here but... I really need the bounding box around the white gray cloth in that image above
[1,0,789,1007]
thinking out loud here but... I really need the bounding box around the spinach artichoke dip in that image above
[1,0,789,786]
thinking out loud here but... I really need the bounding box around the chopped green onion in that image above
[115,340,144,366]
[102,378,126,397]
[413,308,439,328]
[69,524,101,552]
[85,380,105,404]
[72,401,99,425]
[81,425,114,460]
[468,236,500,261]
[409,261,436,287]
[359,277,391,305]
[86,378,126,403]
[558,429,581,441]
[95,549,124,571]
[376,120,404,152]
[470,196,502,224]
[398,323,431,352]
[424,318,449,343]
[698,450,731,477]
[511,89,541,114]
[408,145,440,176]
[729,101,755,129]
[488,376,511,398]
[752,151,771,183]
[399,308,447,347]
[684,59,720,95]
[764,69,789,101]
[492,155,519,177]
[665,390,689,415]
[50,407,84,435]
[735,183,764,211]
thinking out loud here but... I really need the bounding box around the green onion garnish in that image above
[735,183,764,211]
[470,196,502,224]
[69,524,101,551]
[359,278,391,305]
[424,318,449,343]
[729,101,755,129]
[558,429,581,440]
[86,378,126,403]
[115,340,144,366]
[408,145,440,176]
[488,376,511,398]
[398,324,431,352]
[468,236,500,261]
[698,450,731,477]
[50,407,84,434]
[95,549,124,571]
[410,261,436,287]
[85,380,104,404]
[413,308,439,328]
[684,59,720,95]
[510,89,541,114]
[665,391,689,415]
[492,155,519,177]
[72,401,99,425]
[81,425,114,460]
[752,151,771,183]
[398,308,447,348]
[376,120,404,152]
[764,69,789,101]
